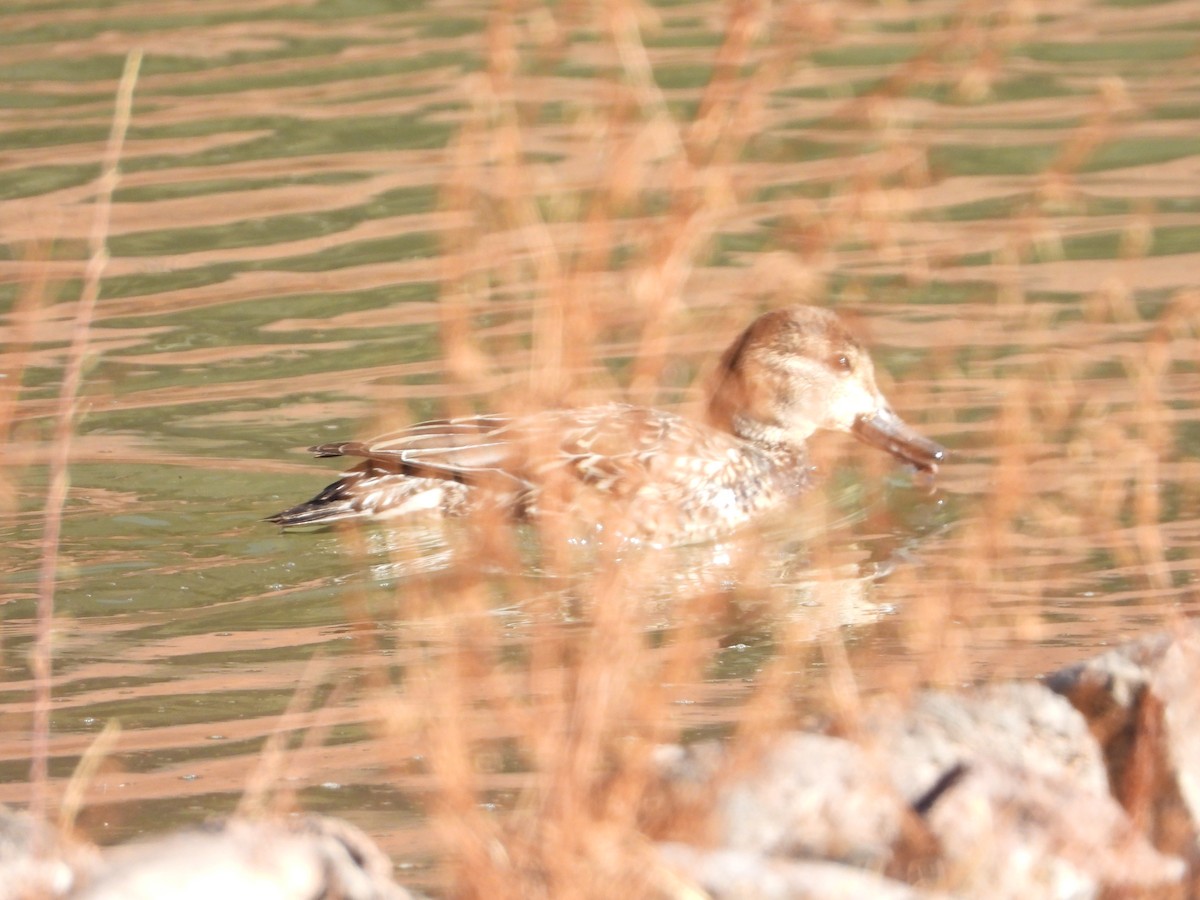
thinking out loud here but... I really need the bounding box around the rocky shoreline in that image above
[6,624,1200,898]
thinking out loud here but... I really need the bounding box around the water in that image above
[2,0,1200,891]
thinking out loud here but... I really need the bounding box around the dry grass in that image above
[6,1,1200,897]
[356,4,1200,896]
[369,4,945,896]
[26,48,142,824]
[331,7,869,894]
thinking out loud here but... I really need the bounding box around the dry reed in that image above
[356,3,1198,894]
[29,49,142,823]
[370,4,928,896]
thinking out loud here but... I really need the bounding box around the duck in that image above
[267,306,944,544]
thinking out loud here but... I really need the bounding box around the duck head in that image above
[707,306,944,473]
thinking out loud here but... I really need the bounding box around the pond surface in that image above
[3,0,1200,891]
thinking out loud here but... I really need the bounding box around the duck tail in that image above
[266,478,362,528]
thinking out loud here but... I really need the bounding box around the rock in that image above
[868,682,1184,896]
[72,815,415,900]
[656,843,943,900]
[867,682,1112,801]
[713,733,905,868]
[0,805,94,900]
[1047,622,1200,889]
[654,679,1186,898]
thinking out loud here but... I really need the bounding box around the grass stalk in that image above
[29,48,142,821]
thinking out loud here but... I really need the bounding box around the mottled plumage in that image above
[268,306,944,543]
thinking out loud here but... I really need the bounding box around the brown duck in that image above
[268,306,944,544]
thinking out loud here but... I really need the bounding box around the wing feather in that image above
[304,404,740,500]
[309,415,526,483]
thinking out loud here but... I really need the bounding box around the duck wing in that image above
[308,404,738,499]
[309,414,527,484]
[542,405,677,492]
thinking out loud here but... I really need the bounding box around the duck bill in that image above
[851,407,945,474]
